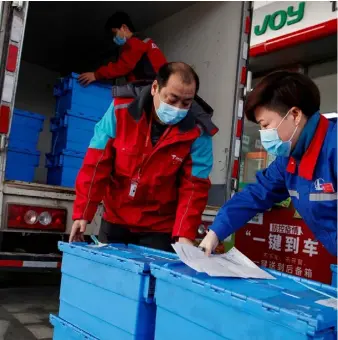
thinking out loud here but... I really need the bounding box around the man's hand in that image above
[69,220,88,243]
[199,229,219,256]
[177,237,194,245]
[78,72,96,87]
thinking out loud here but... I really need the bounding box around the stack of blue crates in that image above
[150,261,338,340]
[51,242,337,339]
[47,73,112,188]
[50,242,178,340]
[5,108,45,182]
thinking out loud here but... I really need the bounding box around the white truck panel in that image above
[146,1,243,186]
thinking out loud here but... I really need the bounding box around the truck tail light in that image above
[7,204,66,232]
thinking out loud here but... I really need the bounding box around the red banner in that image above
[236,207,337,284]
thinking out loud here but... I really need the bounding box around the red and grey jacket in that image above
[94,35,167,82]
[73,84,219,240]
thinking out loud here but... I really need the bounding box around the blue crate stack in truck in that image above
[50,242,178,340]
[5,108,45,182]
[46,73,113,188]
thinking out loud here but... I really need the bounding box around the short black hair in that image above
[156,62,200,94]
[104,11,135,34]
[245,71,320,123]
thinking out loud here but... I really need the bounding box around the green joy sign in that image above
[254,2,305,36]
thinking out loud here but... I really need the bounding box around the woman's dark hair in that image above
[156,62,200,94]
[104,12,135,34]
[245,71,321,123]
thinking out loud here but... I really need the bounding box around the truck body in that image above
[0,1,251,269]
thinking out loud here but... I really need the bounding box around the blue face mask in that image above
[259,110,298,157]
[113,35,126,46]
[156,100,189,125]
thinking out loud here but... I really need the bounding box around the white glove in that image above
[199,229,219,256]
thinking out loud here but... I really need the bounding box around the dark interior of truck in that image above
[22,1,195,75]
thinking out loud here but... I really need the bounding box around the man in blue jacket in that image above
[200,71,337,256]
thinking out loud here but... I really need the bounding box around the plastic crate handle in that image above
[63,115,69,127]
[45,153,62,168]
[50,117,61,132]
[45,153,54,168]
[53,77,72,97]
[143,275,156,304]
[59,154,64,167]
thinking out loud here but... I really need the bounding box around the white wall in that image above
[14,61,60,183]
[308,60,337,113]
[146,1,243,186]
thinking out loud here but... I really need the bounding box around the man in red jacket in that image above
[70,62,218,251]
[79,12,167,86]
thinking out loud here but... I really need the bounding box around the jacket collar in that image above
[291,111,320,161]
[112,83,219,136]
[287,114,329,180]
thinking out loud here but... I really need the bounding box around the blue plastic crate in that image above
[54,73,112,119]
[5,146,40,182]
[50,315,97,340]
[50,111,98,154]
[58,242,178,340]
[150,262,338,340]
[331,265,337,287]
[47,167,80,188]
[9,108,45,151]
[46,150,84,187]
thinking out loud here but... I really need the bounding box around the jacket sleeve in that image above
[94,37,147,80]
[72,102,116,222]
[210,157,290,241]
[172,133,213,240]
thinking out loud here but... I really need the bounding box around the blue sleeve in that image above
[89,101,116,150]
[211,157,289,241]
[190,133,213,179]
[332,123,337,179]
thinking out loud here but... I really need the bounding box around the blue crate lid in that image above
[331,265,337,273]
[13,108,45,122]
[58,242,178,275]
[50,314,98,340]
[55,73,113,94]
[70,73,113,89]
[150,261,338,334]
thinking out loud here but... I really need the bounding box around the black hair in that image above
[156,62,200,94]
[245,71,320,123]
[104,11,135,34]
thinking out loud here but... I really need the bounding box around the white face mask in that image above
[259,110,298,157]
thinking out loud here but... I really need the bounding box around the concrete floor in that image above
[0,272,60,340]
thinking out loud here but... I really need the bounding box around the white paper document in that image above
[172,244,275,280]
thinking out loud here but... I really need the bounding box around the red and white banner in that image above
[236,207,336,284]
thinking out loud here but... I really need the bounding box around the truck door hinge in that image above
[12,1,24,10]
[0,135,7,152]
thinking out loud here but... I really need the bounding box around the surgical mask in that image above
[156,100,189,125]
[259,110,298,157]
[113,35,126,46]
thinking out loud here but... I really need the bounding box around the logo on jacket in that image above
[314,178,324,191]
[171,154,183,164]
[152,43,159,49]
[314,178,335,193]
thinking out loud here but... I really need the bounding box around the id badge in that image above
[129,180,138,198]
